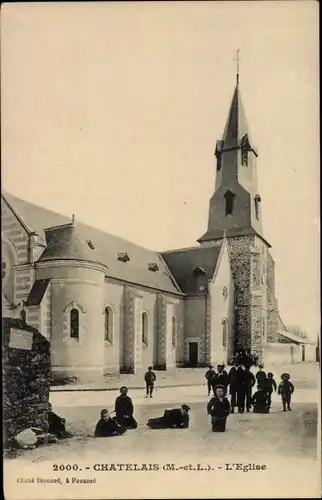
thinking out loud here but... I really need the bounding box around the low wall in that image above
[263,342,302,365]
[263,342,317,365]
[2,317,51,442]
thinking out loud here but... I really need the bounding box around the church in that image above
[2,76,314,383]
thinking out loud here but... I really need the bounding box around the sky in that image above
[1,2,319,339]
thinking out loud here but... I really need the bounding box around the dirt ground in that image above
[51,362,319,391]
[8,393,318,463]
[4,375,320,500]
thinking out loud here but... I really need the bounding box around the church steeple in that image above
[198,77,270,247]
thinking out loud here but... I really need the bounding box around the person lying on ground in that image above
[147,404,191,429]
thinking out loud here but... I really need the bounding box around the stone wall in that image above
[208,234,280,361]
[2,318,51,442]
[226,235,253,350]
[266,250,278,342]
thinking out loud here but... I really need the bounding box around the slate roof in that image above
[277,330,316,345]
[25,279,51,306]
[2,193,182,295]
[38,225,107,266]
[222,84,255,150]
[161,243,222,295]
[198,226,271,247]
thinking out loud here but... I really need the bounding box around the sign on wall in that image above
[9,328,33,350]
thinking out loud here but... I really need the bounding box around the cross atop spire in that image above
[234,49,240,86]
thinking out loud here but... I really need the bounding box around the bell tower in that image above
[198,75,266,244]
[197,61,278,361]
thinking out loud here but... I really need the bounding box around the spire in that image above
[221,82,253,150]
[71,214,75,227]
[198,67,268,247]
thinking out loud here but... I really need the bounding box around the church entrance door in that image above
[188,342,198,366]
[301,344,306,362]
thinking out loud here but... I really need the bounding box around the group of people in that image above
[40,363,296,442]
[205,361,295,429]
[94,385,191,437]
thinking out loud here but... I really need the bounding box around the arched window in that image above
[70,308,79,340]
[222,319,228,348]
[20,309,26,323]
[104,306,114,343]
[142,312,148,346]
[241,134,250,166]
[254,195,261,221]
[215,140,224,171]
[224,190,235,216]
[172,316,177,347]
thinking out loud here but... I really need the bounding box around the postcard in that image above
[1,1,320,499]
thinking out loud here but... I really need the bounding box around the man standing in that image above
[235,365,246,413]
[144,366,156,398]
[243,365,256,412]
[213,364,229,395]
[205,365,215,396]
[228,360,239,413]
[115,386,138,429]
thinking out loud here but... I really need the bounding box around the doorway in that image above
[188,342,198,366]
[301,344,306,362]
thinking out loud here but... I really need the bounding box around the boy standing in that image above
[255,364,266,388]
[205,365,215,396]
[144,366,156,398]
[278,373,294,411]
[264,372,277,406]
[207,385,231,432]
[213,364,229,395]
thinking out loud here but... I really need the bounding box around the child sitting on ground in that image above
[251,386,270,413]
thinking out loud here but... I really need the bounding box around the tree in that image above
[286,325,309,339]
